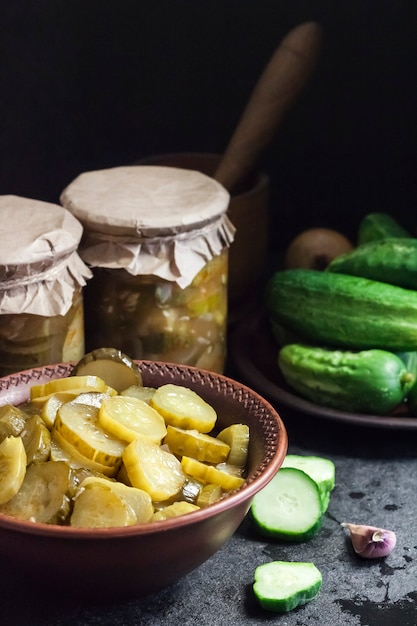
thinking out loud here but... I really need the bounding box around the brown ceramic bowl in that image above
[0,361,287,602]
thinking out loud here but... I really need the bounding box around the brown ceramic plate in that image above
[229,309,417,431]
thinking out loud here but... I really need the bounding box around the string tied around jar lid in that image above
[80,212,235,288]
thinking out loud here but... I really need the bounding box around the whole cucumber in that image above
[278,343,415,414]
[265,269,417,351]
[326,237,417,290]
[357,212,411,245]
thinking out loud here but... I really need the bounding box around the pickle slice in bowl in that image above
[123,437,186,502]
[53,401,125,471]
[71,348,143,393]
[216,424,250,467]
[164,425,230,464]
[0,460,71,524]
[0,436,27,505]
[71,476,153,528]
[30,375,116,400]
[150,384,217,433]
[20,415,51,464]
[98,396,167,444]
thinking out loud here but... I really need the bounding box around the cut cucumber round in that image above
[253,561,322,613]
[281,454,335,512]
[250,467,323,541]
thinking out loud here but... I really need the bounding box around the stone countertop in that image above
[1,403,416,626]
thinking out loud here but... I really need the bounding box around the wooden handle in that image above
[214,21,323,193]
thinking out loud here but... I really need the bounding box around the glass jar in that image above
[60,165,234,373]
[0,195,92,376]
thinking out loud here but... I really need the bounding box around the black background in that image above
[2,0,417,253]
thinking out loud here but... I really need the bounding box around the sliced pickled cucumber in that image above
[71,348,143,393]
[196,483,223,508]
[0,405,27,441]
[181,456,245,491]
[98,396,167,444]
[116,462,132,485]
[123,437,186,502]
[215,462,245,477]
[34,391,79,429]
[53,401,125,470]
[0,460,71,524]
[20,415,51,464]
[51,432,119,478]
[179,477,203,503]
[0,436,27,505]
[150,384,217,433]
[71,391,112,409]
[73,476,154,526]
[216,424,250,467]
[71,479,137,528]
[164,425,230,463]
[151,500,199,522]
[121,385,156,404]
[30,375,116,400]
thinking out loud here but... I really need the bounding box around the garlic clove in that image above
[341,522,397,558]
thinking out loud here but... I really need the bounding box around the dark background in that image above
[2,0,417,254]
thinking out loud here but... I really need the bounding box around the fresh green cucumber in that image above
[265,269,417,351]
[278,344,414,415]
[253,561,322,613]
[358,212,411,245]
[250,467,323,541]
[281,454,335,512]
[326,237,417,290]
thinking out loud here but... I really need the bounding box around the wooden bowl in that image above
[0,360,287,602]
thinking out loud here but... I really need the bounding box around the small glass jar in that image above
[0,196,92,376]
[60,165,234,373]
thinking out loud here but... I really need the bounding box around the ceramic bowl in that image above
[0,361,287,602]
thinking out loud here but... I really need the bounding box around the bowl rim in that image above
[0,360,288,538]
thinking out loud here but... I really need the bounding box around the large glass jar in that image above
[60,166,233,373]
[0,196,92,376]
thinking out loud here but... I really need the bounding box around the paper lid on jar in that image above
[60,165,230,236]
[0,195,84,265]
[0,195,92,316]
[60,166,235,287]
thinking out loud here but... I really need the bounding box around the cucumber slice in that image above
[253,561,322,613]
[281,454,335,512]
[250,467,322,541]
[71,348,143,393]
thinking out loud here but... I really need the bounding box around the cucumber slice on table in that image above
[281,454,335,512]
[250,467,323,541]
[253,561,322,613]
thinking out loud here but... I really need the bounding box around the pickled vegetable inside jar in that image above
[60,165,234,373]
[0,196,92,376]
